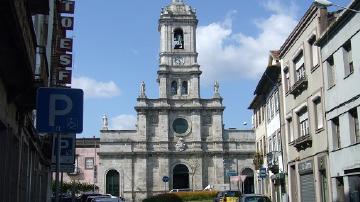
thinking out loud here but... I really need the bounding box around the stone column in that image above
[137,111,147,143]
[191,110,201,143]
[158,110,169,146]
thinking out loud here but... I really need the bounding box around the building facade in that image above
[317,1,360,201]
[279,5,332,202]
[63,138,100,186]
[0,0,55,201]
[97,1,255,201]
[250,51,287,202]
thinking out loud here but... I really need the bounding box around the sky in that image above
[71,0,350,138]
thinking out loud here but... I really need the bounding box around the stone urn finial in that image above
[102,114,109,130]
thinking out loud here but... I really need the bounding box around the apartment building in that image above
[250,51,287,202]
[279,5,333,202]
[316,1,360,201]
[63,138,100,186]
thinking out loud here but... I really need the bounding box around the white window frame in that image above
[343,40,353,77]
[327,56,335,88]
[308,34,319,68]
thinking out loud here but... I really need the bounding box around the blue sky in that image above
[72,0,350,137]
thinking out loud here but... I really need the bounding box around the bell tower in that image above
[158,0,201,99]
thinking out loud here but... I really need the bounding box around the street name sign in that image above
[36,87,83,133]
[226,170,237,177]
[259,168,267,178]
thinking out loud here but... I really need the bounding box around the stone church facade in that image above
[97,1,255,201]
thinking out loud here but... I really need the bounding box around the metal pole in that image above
[55,133,61,202]
[229,175,232,190]
[93,136,96,192]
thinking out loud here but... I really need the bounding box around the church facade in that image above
[97,1,255,201]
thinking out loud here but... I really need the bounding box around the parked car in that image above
[80,192,103,202]
[213,190,241,202]
[169,188,192,192]
[91,198,125,202]
[86,195,110,202]
[239,194,271,202]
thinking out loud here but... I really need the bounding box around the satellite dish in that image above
[243,122,247,126]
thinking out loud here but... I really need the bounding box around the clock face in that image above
[174,57,184,65]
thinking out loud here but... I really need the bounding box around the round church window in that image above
[172,118,189,134]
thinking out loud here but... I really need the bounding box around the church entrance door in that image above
[106,170,119,196]
[173,164,189,189]
[242,168,254,194]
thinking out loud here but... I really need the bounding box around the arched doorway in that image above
[173,164,189,189]
[242,168,254,194]
[106,170,119,196]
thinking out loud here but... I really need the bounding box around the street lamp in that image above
[314,0,360,13]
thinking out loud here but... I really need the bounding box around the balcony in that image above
[267,151,281,174]
[290,134,312,151]
[289,75,308,97]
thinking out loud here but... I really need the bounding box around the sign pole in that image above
[55,133,61,202]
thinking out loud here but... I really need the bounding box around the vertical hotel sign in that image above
[57,1,75,85]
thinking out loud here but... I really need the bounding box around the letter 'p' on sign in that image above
[36,88,83,133]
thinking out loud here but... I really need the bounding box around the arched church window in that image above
[173,28,184,49]
[181,81,188,95]
[171,81,178,95]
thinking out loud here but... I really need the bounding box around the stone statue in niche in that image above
[175,137,186,151]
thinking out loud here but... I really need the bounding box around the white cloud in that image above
[72,76,120,98]
[111,114,137,130]
[197,0,298,83]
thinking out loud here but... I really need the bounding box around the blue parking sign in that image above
[36,87,83,133]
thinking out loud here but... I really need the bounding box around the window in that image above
[327,56,335,88]
[263,136,267,156]
[287,118,294,142]
[272,135,277,152]
[284,68,291,92]
[173,28,184,49]
[268,138,272,153]
[277,132,281,151]
[343,40,353,77]
[171,81,178,95]
[275,91,279,113]
[298,109,309,137]
[85,157,94,170]
[349,108,359,143]
[181,81,188,95]
[309,35,319,68]
[320,170,329,202]
[332,117,340,149]
[294,51,305,82]
[314,97,323,130]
